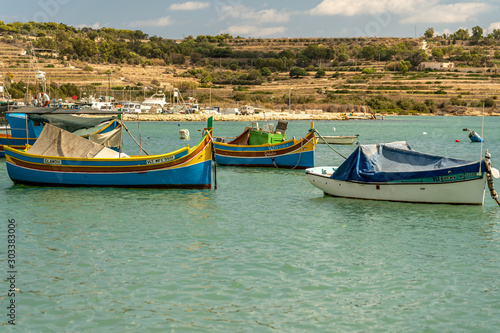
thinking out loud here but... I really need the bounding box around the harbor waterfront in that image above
[1,116,500,332]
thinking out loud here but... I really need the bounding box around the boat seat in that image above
[275,120,288,134]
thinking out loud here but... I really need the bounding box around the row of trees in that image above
[424,26,500,42]
[6,20,499,74]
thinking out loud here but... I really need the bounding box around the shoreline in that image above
[121,111,500,122]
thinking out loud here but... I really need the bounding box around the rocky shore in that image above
[120,106,499,122]
[121,112,379,122]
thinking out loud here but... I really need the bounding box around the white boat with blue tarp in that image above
[306,142,499,205]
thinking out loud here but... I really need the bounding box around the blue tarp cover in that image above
[331,142,484,183]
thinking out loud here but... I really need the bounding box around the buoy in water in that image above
[179,129,190,139]
[455,139,461,142]
[423,132,427,135]
[468,131,484,142]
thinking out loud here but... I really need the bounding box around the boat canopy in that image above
[28,114,116,133]
[331,142,485,183]
[27,123,119,158]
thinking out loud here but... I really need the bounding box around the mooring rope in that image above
[120,120,149,155]
[311,128,348,159]
[271,136,306,170]
[483,151,500,206]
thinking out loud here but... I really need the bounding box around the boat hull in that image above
[306,167,487,205]
[4,131,213,189]
[214,131,316,169]
[318,136,358,145]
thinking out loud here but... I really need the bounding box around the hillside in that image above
[1,29,500,115]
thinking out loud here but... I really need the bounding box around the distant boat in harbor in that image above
[317,135,359,145]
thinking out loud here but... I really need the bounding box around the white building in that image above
[418,62,455,71]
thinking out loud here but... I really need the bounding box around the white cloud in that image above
[77,22,104,29]
[128,16,172,28]
[169,1,210,11]
[216,4,291,24]
[487,22,500,31]
[224,25,287,37]
[309,0,414,16]
[309,0,492,24]
[213,3,292,37]
[400,3,493,24]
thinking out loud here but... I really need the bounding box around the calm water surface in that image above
[1,116,499,332]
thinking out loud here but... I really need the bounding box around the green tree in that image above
[289,67,308,78]
[260,67,272,76]
[490,29,500,40]
[424,27,434,39]
[432,48,444,61]
[337,53,349,62]
[452,28,469,40]
[398,60,411,74]
[315,69,326,78]
[278,49,295,59]
[408,49,428,66]
[471,26,483,41]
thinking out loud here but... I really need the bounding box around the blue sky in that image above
[2,0,499,39]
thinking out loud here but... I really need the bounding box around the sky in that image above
[1,0,500,39]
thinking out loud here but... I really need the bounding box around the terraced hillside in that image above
[1,38,499,115]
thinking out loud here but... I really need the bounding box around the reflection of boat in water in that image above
[0,107,121,157]
[4,118,214,188]
[317,135,358,145]
[214,121,317,169]
[306,141,498,205]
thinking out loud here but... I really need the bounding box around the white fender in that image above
[491,167,499,179]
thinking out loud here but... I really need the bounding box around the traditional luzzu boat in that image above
[0,107,121,157]
[306,141,500,205]
[213,120,317,169]
[4,118,214,189]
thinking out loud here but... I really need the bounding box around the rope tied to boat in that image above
[119,120,149,155]
[483,151,500,206]
[310,128,347,160]
[271,135,304,170]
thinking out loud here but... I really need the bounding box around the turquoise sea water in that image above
[1,116,500,332]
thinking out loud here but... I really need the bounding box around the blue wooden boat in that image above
[0,107,121,157]
[214,121,317,169]
[4,118,214,189]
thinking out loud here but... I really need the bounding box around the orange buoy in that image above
[455,139,461,142]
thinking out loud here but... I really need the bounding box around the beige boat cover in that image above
[89,126,122,148]
[27,123,119,158]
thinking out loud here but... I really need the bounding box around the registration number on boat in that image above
[146,156,175,165]
[44,159,61,165]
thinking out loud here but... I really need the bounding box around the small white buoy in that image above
[179,129,190,139]
[423,132,427,135]
[332,127,336,131]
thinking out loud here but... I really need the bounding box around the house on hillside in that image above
[418,61,455,71]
